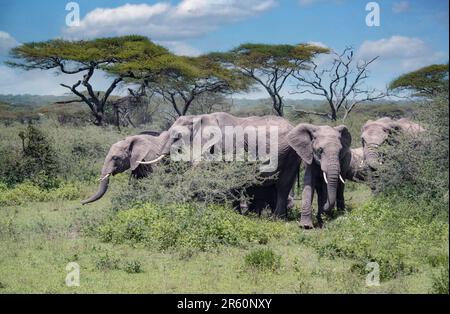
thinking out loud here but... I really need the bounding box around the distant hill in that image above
[0,94,415,111]
[0,94,75,108]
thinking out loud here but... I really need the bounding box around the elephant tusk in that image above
[137,154,166,165]
[339,175,346,184]
[323,172,329,185]
[98,173,110,182]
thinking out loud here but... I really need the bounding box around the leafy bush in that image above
[303,197,449,280]
[111,161,274,211]
[94,252,121,271]
[244,248,281,271]
[431,262,449,294]
[372,98,449,220]
[123,260,143,274]
[0,181,84,206]
[99,203,290,252]
[0,124,60,189]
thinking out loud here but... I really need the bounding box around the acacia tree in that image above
[209,43,329,116]
[292,48,384,121]
[6,36,169,125]
[389,63,449,98]
[111,54,248,117]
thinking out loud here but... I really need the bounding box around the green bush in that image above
[123,260,143,274]
[304,197,449,280]
[94,252,121,271]
[372,99,449,220]
[0,181,84,206]
[111,160,274,211]
[0,124,60,189]
[431,262,449,294]
[99,203,290,252]
[244,248,281,271]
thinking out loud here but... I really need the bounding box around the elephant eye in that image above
[112,156,119,161]
[316,148,323,156]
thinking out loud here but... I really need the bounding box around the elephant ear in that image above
[335,125,352,148]
[287,124,315,165]
[128,136,152,171]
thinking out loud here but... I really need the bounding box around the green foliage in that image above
[7,35,168,71]
[99,203,289,252]
[123,260,143,274]
[94,252,121,271]
[304,197,449,280]
[373,98,449,219]
[212,43,329,70]
[244,248,281,271]
[0,181,84,206]
[431,261,449,294]
[0,124,59,189]
[389,63,449,97]
[111,161,273,210]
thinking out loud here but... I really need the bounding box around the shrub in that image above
[304,197,449,280]
[99,203,289,252]
[431,262,449,294]
[372,98,449,220]
[94,252,121,271]
[244,248,281,271]
[0,181,84,206]
[0,124,60,189]
[111,160,275,211]
[123,260,143,274]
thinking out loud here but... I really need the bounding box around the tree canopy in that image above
[389,63,449,98]
[109,54,249,116]
[209,43,329,116]
[6,35,169,125]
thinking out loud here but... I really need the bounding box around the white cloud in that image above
[159,41,202,57]
[0,31,19,56]
[307,41,328,49]
[392,1,410,14]
[63,0,277,41]
[357,35,447,71]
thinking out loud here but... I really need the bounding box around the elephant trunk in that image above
[365,144,380,169]
[323,159,340,213]
[81,175,110,205]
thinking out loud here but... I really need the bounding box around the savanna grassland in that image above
[0,99,448,294]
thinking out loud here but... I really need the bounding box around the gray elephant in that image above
[361,117,425,169]
[81,131,170,205]
[287,124,352,228]
[141,112,301,218]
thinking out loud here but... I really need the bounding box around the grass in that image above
[0,182,443,293]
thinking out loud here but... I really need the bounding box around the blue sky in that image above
[0,0,448,97]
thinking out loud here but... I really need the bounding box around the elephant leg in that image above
[337,181,345,211]
[316,179,327,228]
[273,154,300,219]
[300,165,315,229]
[273,172,298,219]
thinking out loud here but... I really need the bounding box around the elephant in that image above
[287,124,352,228]
[361,117,425,169]
[141,112,301,218]
[81,131,170,205]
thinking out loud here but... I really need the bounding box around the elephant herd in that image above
[81,112,424,229]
